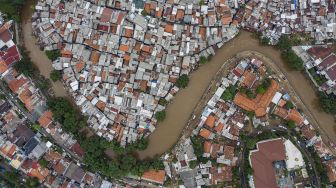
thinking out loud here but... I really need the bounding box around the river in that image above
[21,1,336,159]
[21,0,67,97]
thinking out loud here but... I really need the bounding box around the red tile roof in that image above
[0,45,21,66]
[308,46,333,60]
[250,138,286,188]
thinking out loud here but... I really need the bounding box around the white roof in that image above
[272,92,282,104]
[284,139,304,170]
[215,87,225,98]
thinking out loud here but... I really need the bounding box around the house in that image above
[0,21,21,68]
[141,169,166,185]
[234,80,279,117]
[324,159,336,183]
[210,165,232,184]
[249,138,286,188]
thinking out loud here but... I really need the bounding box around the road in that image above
[0,82,82,162]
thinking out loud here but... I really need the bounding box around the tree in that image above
[50,70,62,82]
[285,101,294,109]
[281,50,304,70]
[286,120,296,129]
[191,136,204,159]
[0,0,26,21]
[189,160,198,169]
[199,56,208,64]
[176,74,189,88]
[3,171,20,187]
[13,49,38,77]
[318,92,336,114]
[221,85,237,101]
[155,110,166,122]
[23,177,39,188]
[276,35,292,51]
[199,0,205,5]
[38,158,48,168]
[260,37,270,45]
[119,155,137,171]
[45,50,61,61]
[256,78,271,94]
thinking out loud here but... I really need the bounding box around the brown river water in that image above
[22,0,335,159]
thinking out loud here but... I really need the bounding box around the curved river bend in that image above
[22,0,336,159]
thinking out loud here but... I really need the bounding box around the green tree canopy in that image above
[45,50,61,61]
[318,92,336,114]
[50,70,62,82]
[281,50,304,70]
[176,74,189,88]
[155,110,166,122]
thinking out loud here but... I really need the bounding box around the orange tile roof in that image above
[44,150,63,163]
[273,107,288,119]
[164,24,173,33]
[124,28,133,38]
[155,8,163,18]
[119,44,129,52]
[199,128,212,139]
[205,114,217,128]
[242,71,257,88]
[90,51,100,65]
[8,76,28,93]
[234,80,279,117]
[176,9,184,20]
[28,166,49,182]
[204,141,212,154]
[38,110,53,128]
[75,60,85,72]
[61,50,72,58]
[141,169,166,184]
[142,45,152,53]
[0,60,9,74]
[287,109,304,126]
[214,122,224,133]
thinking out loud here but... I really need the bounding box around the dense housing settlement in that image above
[169,57,336,187]
[31,0,336,147]
[0,0,336,187]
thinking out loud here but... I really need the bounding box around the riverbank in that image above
[20,0,335,159]
[138,31,336,159]
[21,0,67,97]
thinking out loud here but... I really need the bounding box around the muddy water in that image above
[21,1,335,159]
[21,0,67,97]
[138,31,336,159]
